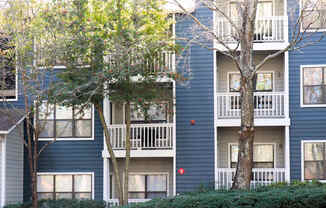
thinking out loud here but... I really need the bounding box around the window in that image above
[128,174,168,199]
[38,102,93,139]
[303,142,326,180]
[0,39,16,100]
[302,67,326,105]
[37,173,93,200]
[130,103,168,123]
[302,0,326,30]
[230,144,274,168]
[229,72,273,92]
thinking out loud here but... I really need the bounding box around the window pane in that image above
[38,193,54,200]
[128,192,145,199]
[37,175,54,192]
[55,175,72,192]
[304,86,323,104]
[256,73,273,91]
[56,105,73,119]
[56,193,73,199]
[302,10,322,29]
[75,193,92,200]
[75,175,92,192]
[231,145,239,162]
[74,107,92,119]
[129,175,145,192]
[75,120,92,137]
[304,68,323,85]
[257,2,272,18]
[131,105,144,121]
[147,192,167,199]
[229,73,241,92]
[39,121,54,138]
[253,144,274,162]
[304,161,325,180]
[305,143,324,161]
[39,103,54,120]
[147,104,167,121]
[56,121,73,137]
[147,175,167,192]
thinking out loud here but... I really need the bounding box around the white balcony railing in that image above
[216,16,286,43]
[216,168,286,190]
[108,123,173,150]
[216,92,286,119]
[107,199,151,207]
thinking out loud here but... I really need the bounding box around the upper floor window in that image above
[229,72,273,92]
[230,1,273,19]
[302,0,326,30]
[130,103,169,123]
[38,102,93,140]
[303,142,326,180]
[230,144,274,168]
[128,174,168,199]
[302,66,326,106]
[37,173,93,200]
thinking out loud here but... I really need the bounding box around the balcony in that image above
[216,168,286,190]
[103,123,174,158]
[215,16,288,51]
[216,92,289,126]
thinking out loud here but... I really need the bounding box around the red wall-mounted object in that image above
[178,168,185,175]
[190,120,195,125]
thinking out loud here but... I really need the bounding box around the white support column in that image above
[283,0,289,43]
[103,157,108,201]
[285,126,290,182]
[284,51,289,118]
[172,80,176,196]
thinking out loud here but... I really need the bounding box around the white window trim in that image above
[228,143,277,168]
[300,0,326,32]
[301,140,326,182]
[36,101,95,141]
[126,172,170,198]
[0,67,18,102]
[300,65,326,108]
[37,172,95,200]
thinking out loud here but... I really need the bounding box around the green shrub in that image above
[4,199,106,208]
[122,184,326,208]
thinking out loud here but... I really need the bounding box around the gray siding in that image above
[0,136,3,207]
[110,158,173,197]
[217,53,284,92]
[175,6,215,193]
[5,125,24,205]
[217,127,285,168]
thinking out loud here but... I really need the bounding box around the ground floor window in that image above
[128,173,168,199]
[304,142,326,180]
[37,173,93,200]
[230,144,274,168]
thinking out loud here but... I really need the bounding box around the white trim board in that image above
[37,172,95,200]
[1,136,6,208]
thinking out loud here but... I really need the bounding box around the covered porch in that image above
[216,127,289,189]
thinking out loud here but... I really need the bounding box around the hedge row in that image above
[4,199,106,208]
[124,183,326,208]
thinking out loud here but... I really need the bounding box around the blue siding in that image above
[288,0,326,181]
[23,110,104,201]
[175,7,215,193]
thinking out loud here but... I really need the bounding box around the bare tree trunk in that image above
[123,101,131,205]
[96,104,124,205]
[232,76,255,190]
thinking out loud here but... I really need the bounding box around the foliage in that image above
[119,183,326,208]
[4,199,106,208]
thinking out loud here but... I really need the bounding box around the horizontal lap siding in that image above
[175,7,215,193]
[289,0,326,181]
[24,111,103,201]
